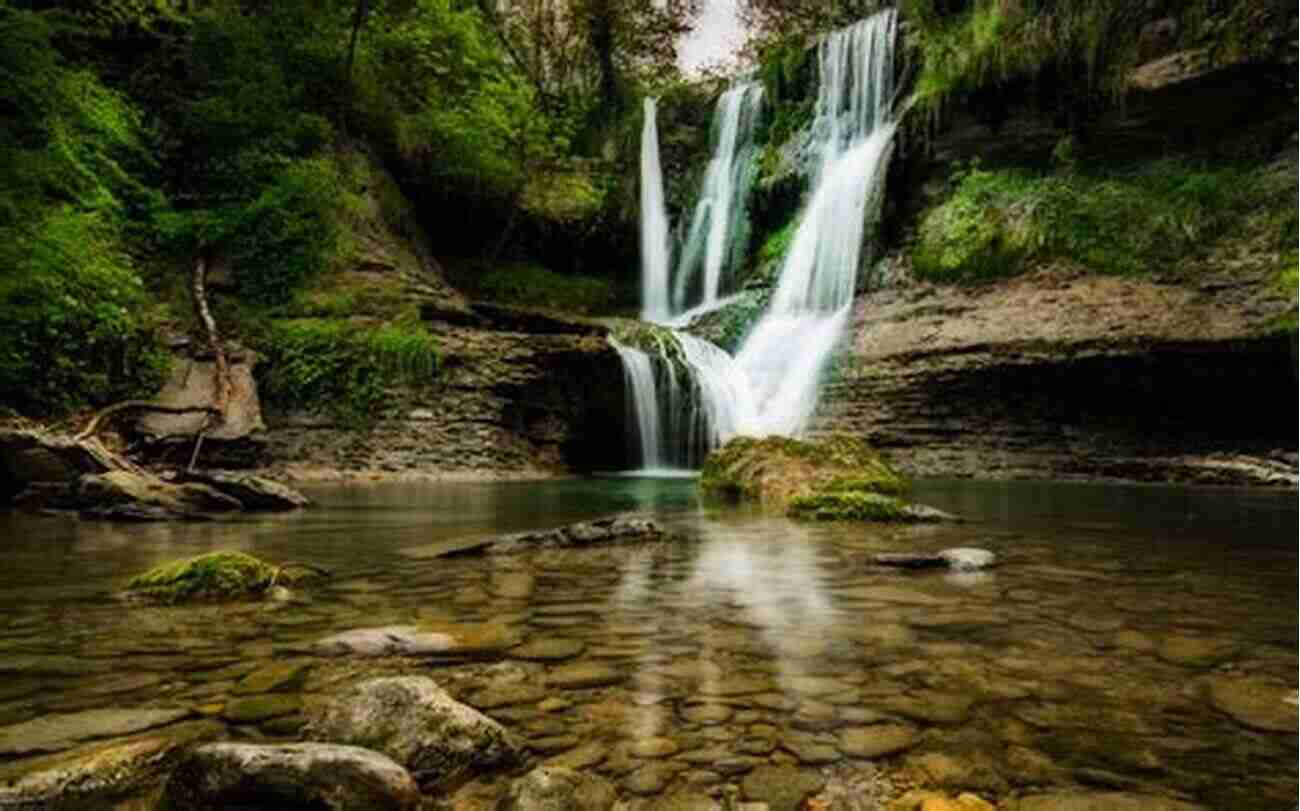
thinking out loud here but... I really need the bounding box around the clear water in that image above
[0,480,1295,808]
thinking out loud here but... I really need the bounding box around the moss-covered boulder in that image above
[126,551,324,604]
[700,435,909,507]
[787,491,909,521]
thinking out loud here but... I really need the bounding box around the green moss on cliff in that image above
[913,157,1297,283]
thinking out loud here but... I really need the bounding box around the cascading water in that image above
[735,9,898,436]
[639,98,672,323]
[673,79,766,315]
[618,10,898,470]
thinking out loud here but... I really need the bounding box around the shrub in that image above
[256,319,438,425]
[913,158,1297,283]
[451,260,620,313]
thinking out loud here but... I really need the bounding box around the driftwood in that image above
[75,402,219,442]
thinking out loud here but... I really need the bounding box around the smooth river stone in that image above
[0,720,223,809]
[623,762,679,796]
[0,707,192,756]
[490,572,536,600]
[629,737,679,758]
[511,638,586,662]
[833,586,950,606]
[836,724,921,758]
[310,623,520,658]
[1205,675,1298,732]
[233,660,311,695]
[878,691,975,724]
[781,734,840,765]
[680,703,732,725]
[222,694,303,724]
[470,682,548,710]
[549,663,625,689]
[741,765,826,811]
[1156,635,1237,667]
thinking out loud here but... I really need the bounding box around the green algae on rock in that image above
[126,551,325,604]
[700,435,909,506]
[787,491,908,521]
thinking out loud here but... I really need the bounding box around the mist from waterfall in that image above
[621,10,897,469]
[640,98,672,323]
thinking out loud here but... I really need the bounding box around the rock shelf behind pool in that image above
[400,514,669,559]
[873,548,997,572]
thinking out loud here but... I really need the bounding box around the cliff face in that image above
[815,248,1297,486]
[260,319,628,479]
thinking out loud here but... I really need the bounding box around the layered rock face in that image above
[815,266,1298,485]
[261,311,630,477]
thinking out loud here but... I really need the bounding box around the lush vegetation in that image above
[913,157,1298,283]
[256,319,438,425]
[447,259,628,314]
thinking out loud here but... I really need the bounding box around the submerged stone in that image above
[0,720,221,809]
[503,767,618,811]
[836,724,921,759]
[1003,792,1206,810]
[1204,675,1298,732]
[160,742,420,811]
[0,707,192,757]
[741,765,826,811]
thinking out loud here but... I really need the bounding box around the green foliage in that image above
[452,260,623,313]
[913,158,1297,283]
[0,7,167,416]
[903,0,1297,115]
[256,319,438,425]
[1279,259,1299,333]
[787,491,907,521]
[758,220,799,266]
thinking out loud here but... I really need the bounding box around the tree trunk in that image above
[341,0,370,135]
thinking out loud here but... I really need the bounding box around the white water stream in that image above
[620,10,897,470]
[639,97,673,323]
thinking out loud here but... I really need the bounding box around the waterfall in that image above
[612,339,664,469]
[735,9,897,436]
[618,10,897,469]
[639,98,672,323]
[673,80,766,314]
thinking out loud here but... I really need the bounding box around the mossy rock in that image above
[126,551,323,604]
[787,491,908,521]
[700,435,909,508]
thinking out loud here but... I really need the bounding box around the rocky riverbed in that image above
[0,478,1294,809]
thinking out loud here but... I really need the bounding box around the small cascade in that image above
[673,80,766,314]
[611,331,755,471]
[612,339,664,469]
[639,98,672,323]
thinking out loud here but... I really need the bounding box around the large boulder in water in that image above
[159,742,420,811]
[700,435,955,523]
[304,676,526,790]
[0,429,133,504]
[126,551,326,604]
